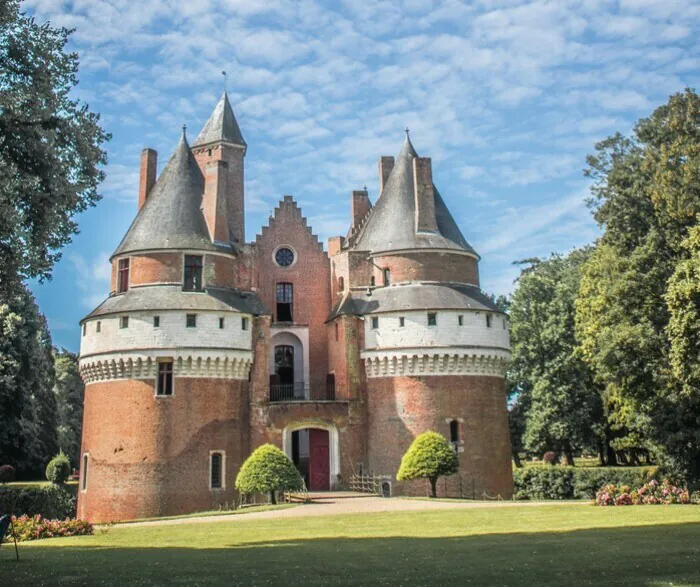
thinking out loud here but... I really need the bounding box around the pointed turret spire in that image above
[193,92,246,150]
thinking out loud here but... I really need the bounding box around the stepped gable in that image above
[255,195,326,255]
[351,135,477,256]
[112,131,227,258]
[193,92,246,149]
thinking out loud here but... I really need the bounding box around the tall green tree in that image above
[53,349,83,466]
[0,0,109,293]
[576,89,700,481]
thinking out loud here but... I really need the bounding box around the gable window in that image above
[186,314,197,328]
[399,317,405,327]
[458,315,464,326]
[383,268,391,285]
[210,452,224,489]
[427,312,437,326]
[486,314,492,328]
[120,316,129,329]
[276,283,293,322]
[241,317,249,331]
[371,316,379,329]
[117,258,130,293]
[81,454,89,492]
[219,317,225,329]
[157,361,174,396]
[275,247,295,267]
[183,255,203,291]
[96,321,101,333]
[153,316,160,328]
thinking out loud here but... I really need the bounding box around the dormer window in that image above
[117,258,130,293]
[184,255,203,291]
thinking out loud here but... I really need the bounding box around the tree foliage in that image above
[45,450,70,484]
[53,349,84,466]
[235,444,302,504]
[397,431,458,497]
[0,0,109,292]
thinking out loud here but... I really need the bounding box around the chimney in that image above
[138,148,157,210]
[413,157,438,233]
[328,236,345,257]
[379,156,394,193]
[351,189,371,231]
[202,160,229,243]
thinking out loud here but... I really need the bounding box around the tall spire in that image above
[193,92,246,150]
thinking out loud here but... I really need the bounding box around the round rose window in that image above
[275,247,295,267]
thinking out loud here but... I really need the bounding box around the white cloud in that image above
[68,252,112,309]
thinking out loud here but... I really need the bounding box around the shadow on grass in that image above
[4,523,700,586]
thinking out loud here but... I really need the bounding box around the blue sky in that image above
[24,0,699,352]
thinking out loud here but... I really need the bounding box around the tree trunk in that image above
[597,441,606,466]
[269,491,277,505]
[429,477,437,498]
[606,444,618,467]
[563,442,575,467]
[628,448,641,466]
[512,450,522,468]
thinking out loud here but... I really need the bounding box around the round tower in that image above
[77,97,261,522]
[340,134,513,498]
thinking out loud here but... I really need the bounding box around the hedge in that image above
[0,484,77,518]
[513,466,658,500]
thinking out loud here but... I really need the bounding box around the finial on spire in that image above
[405,126,410,137]
[363,184,367,192]
[222,70,227,93]
[182,124,187,138]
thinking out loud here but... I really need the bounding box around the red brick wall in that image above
[78,377,249,522]
[366,375,513,498]
[372,252,479,287]
[126,253,182,288]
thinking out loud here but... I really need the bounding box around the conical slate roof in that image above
[352,136,477,256]
[112,132,223,258]
[193,92,246,148]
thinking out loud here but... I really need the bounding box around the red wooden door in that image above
[308,429,330,491]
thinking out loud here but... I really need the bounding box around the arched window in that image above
[338,276,344,292]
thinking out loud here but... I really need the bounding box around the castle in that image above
[77,93,513,522]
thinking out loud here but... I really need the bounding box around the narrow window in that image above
[370,276,376,287]
[153,316,160,328]
[326,373,336,399]
[335,322,339,341]
[450,420,460,444]
[157,361,174,396]
[503,317,507,330]
[399,317,405,327]
[207,148,212,157]
[427,312,437,326]
[371,316,379,329]
[186,314,197,328]
[120,316,129,329]
[486,314,492,328]
[383,268,391,285]
[183,255,204,291]
[82,323,86,336]
[219,317,225,329]
[338,276,344,292]
[210,452,223,489]
[458,315,464,326]
[96,321,101,333]
[81,454,88,491]
[276,283,293,322]
[241,317,249,331]
[117,258,130,293]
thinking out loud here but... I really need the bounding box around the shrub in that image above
[46,451,71,484]
[596,480,693,506]
[0,484,76,518]
[10,514,93,541]
[235,444,303,504]
[397,431,459,497]
[542,451,559,466]
[0,464,16,483]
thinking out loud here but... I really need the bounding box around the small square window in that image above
[120,316,129,329]
[82,324,86,336]
[427,313,437,326]
[399,317,405,327]
[96,321,101,333]
[186,314,197,328]
[219,317,225,329]
[371,316,379,329]
[241,317,249,331]
[486,314,492,328]
[153,316,160,328]
[458,315,464,326]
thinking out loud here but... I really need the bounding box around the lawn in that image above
[4,504,700,586]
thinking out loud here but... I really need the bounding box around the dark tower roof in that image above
[193,92,246,149]
[112,131,224,258]
[352,135,477,257]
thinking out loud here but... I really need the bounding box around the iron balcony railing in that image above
[269,382,336,402]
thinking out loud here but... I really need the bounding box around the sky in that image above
[23,0,699,352]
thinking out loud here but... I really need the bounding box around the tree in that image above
[235,444,303,504]
[396,431,458,497]
[576,89,700,481]
[53,349,84,466]
[0,0,109,293]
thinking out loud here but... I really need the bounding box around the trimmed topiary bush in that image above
[46,451,71,484]
[397,431,459,498]
[0,464,16,483]
[235,444,303,504]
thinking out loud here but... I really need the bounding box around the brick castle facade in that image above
[77,93,513,522]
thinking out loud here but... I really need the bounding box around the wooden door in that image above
[308,429,330,491]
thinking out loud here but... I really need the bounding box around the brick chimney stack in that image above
[351,189,371,231]
[138,148,157,210]
[379,156,394,193]
[202,160,230,243]
[413,157,438,233]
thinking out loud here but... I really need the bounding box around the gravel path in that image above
[117,497,588,528]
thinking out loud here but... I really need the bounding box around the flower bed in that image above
[595,480,700,506]
[10,514,93,541]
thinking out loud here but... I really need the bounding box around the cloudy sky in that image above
[24,0,699,351]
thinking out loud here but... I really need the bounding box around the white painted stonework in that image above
[362,348,509,378]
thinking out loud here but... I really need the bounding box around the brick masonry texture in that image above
[372,252,479,287]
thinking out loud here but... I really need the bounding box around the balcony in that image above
[269,382,336,402]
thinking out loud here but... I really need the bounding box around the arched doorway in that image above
[283,422,339,491]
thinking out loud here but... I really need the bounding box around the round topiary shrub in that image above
[0,464,16,483]
[46,451,71,484]
[397,431,459,497]
[235,444,303,504]
[542,451,559,466]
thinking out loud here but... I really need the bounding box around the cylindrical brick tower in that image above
[339,135,513,498]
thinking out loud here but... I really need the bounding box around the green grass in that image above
[5,504,700,586]
[118,503,296,524]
